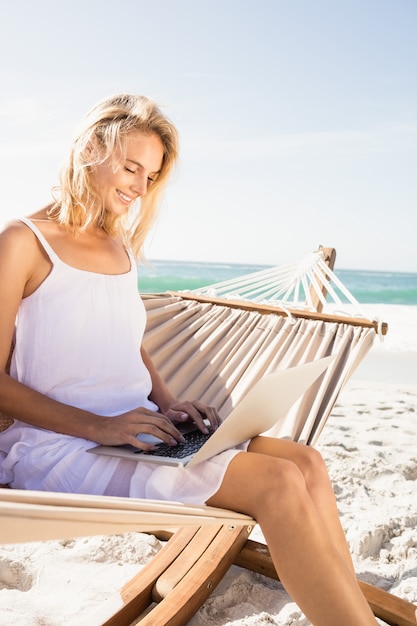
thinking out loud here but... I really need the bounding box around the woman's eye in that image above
[125,166,135,174]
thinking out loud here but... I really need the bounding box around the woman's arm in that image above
[0,223,185,449]
[0,370,103,439]
[141,346,179,411]
[0,370,186,449]
[0,223,103,439]
[141,346,222,433]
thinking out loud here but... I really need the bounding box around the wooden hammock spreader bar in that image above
[99,527,417,626]
[308,246,337,312]
[168,291,389,336]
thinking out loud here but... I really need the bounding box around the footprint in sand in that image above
[0,557,35,591]
[403,460,417,481]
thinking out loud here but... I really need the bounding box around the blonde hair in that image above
[49,93,179,258]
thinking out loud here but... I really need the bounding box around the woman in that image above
[0,93,377,625]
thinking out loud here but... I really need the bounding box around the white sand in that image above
[1,360,417,624]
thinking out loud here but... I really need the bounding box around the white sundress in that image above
[0,218,246,503]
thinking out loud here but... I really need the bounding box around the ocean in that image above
[138,259,417,355]
[138,259,417,306]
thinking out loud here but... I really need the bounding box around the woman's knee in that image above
[296,445,330,490]
[207,452,307,518]
[246,455,310,517]
[254,457,314,524]
[265,457,308,498]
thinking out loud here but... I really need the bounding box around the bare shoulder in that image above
[0,219,42,364]
[0,203,52,240]
[0,218,30,241]
[0,218,36,251]
[0,217,44,275]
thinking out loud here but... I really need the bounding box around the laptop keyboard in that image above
[134,429,212,459]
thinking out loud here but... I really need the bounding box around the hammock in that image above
[142,247,387,445]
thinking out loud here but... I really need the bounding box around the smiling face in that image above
[92,131,164,216]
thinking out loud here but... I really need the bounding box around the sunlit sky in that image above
[0,0,416,272]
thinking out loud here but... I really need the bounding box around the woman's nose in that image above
[131,173,148,197]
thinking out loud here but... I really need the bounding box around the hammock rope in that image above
[182,248,361,313]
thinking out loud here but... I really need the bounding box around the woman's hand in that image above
[96,407,188,450]
[93,400,222,450]
[140,348,222,435]
[160,400,223,435]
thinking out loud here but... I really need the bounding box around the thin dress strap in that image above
[18,217,58,261]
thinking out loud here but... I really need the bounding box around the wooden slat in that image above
[235,537,276,578]
[102,526,200,626]
[359,580,417,626]
[103,524,252,626]
[308,247,337,313]
[168,292,389,335]
[139,524,252,626]
[152,525,225,602]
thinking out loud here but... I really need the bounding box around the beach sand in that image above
[1,359,417,624]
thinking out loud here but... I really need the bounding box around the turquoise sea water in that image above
[138,259,417,306]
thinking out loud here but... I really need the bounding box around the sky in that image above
[0,0,416,272]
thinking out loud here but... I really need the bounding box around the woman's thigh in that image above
[206,446,307,517]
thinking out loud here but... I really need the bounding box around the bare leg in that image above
[248,436,355,574]
[206,443,377,626]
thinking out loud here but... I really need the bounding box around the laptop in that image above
[88,355,335,468]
